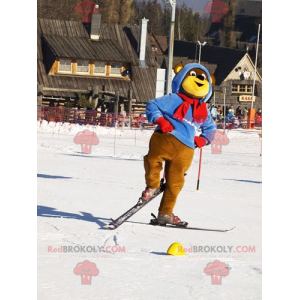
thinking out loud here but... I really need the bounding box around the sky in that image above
[159,0,262,12]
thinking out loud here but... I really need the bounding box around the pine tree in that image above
[184,8,197,41]
[221,0,238,47]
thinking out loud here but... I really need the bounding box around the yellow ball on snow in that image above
[167,242,185,256]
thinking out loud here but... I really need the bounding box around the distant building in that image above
[235,0,262,17]
[205,0,262,66]
[151,39,262,109]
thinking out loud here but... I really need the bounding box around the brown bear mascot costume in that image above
[140,62,217,226]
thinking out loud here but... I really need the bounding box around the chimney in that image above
[139,18,149,68]
[90,5,101,40]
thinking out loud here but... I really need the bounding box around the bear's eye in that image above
[197,74,206,81]
[190,71,197,76]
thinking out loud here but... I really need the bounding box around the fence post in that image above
[247,108,255,129]
[114,91,119,115]
[92,85,99,109]
[37,83,43,107]
[128,89,133,128]
[114,124,117,156]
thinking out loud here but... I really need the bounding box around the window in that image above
[77,60,89,73]
[239,85,246,92]
[110,63,122,75]
[93,61,123,76]
[232,84,253,94]
[246,85,253,93]
[94,62,106,74]
[59,59,72,72]
[249,36,256,43]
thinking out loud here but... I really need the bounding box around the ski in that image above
[149,223,235,232]
[149,214,235,232]
[105,179,165,230]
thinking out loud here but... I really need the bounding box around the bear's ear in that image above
[174,63,184,74]
[210,74,216,86]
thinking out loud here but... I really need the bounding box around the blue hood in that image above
[171,63,213,103]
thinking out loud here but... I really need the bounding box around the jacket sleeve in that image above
[145,95,176,124]
[199,109,217,145]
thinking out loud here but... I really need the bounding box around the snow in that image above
[37,121,262,299]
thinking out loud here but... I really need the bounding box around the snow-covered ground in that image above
[37,121,262,300]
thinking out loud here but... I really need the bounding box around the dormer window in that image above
[58,59,72,72]
[53,59,128,78]
[77,60,89,73]
[94,61,106,74]
[110,63,122,75]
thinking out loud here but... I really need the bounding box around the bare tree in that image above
[119,0,133,24]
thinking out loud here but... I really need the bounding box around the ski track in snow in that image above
[37,122,262,300]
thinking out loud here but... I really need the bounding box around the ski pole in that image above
[196,147,203,191]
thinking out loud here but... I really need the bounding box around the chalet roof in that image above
[37,18,158,103]
[223,53,262,82]
[43,34,132,62]
[152,35,168,53]
[170,41,247,85]
[235,16,262,43]
[157,56,217,75]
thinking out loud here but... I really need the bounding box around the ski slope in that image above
[37,121,262,300]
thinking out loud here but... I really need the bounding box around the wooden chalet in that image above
[37,17,159,113]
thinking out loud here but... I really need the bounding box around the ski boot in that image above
[150,213,188,227]
[139,187,161,203]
